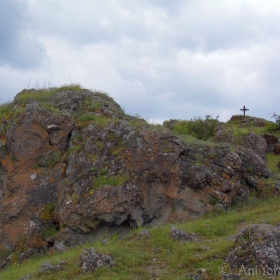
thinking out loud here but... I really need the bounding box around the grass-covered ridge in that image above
[16,84,83,103]
[1,197,280,279]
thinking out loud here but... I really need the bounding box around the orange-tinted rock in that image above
[0,89,272,261]
[0,105,75,254]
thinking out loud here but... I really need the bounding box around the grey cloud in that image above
[0,0,45,68]
[29,1,174,46]
[164,1,280,52]
[1,0,280,124]
[28,2,132,44]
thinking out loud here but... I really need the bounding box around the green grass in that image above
[0,102,13,117]
[17,88,57,103]
[17,84,83,103]
[225,117,279,137]
[39,203,56,220]
[93,175,128,190]
[76,114,114,128]
[70,145,83,153]
[42,152,63,169]
[2,197,280,279]
[42,225,59,241]
[173,116,219,140]
[266,153,280,173]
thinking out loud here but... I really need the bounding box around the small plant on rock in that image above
[39,202,56,220]
[42,224,59,240]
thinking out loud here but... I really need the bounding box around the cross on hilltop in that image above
[240,105,249,116]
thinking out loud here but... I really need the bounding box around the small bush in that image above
[87,102,102,113]
[0,102,13,120]
[247,165,254,174]
[265,122,280,132]
[174,115,219,140]
[42,225,59,240]
[14,107,26,118]
[96,141,105,150]
[70,193,80,205]
[99,168,108,175]
[0,249,11,259]
[70,145,83,153]
[209,196,219,206]
[110,145,125,156]
[61,150,70,163]
[39,202,56,220]
[14,235,27,253]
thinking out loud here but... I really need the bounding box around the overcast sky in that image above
[1,0,280,123]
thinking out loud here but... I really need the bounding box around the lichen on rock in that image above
[0,86,276,266]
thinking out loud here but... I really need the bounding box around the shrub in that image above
[0,102,13,123]
[39,202,56,220]
[42,225,59,240]
[14,107,26,118]
[209,196,219,206]
[0,249,11,259]
[70,145,83,153]
[174,115,219,140]
[70,193,80,205]
[14,235,27,253]
[99,168,108,175]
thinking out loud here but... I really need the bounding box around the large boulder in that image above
[225,224,280,275]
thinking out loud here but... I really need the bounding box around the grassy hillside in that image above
[1,196,280,280]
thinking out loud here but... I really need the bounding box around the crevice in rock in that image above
[64,129,74,151]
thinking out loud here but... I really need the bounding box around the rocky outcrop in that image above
[78,248,115,272]
[170,226,198,242]
[225,224,280,275]
[263,134,279,153]
[39,260,65,274]
[0,87,273,262]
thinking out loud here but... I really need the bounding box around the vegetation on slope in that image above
[1,196,280,280]
[1,85,280,279]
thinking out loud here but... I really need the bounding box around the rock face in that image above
[263,134,279,153]
[0,87,273,260]
[225,224,280,275]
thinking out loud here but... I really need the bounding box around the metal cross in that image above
[240,105,249,116]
